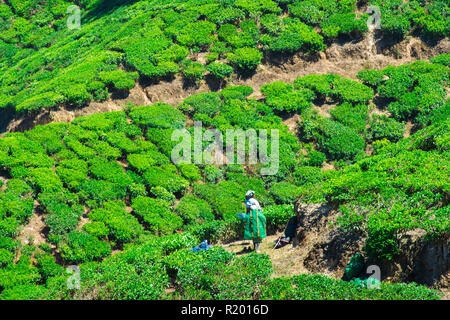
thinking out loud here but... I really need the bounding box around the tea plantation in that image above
[0,0,448,116]
[0,51,448,299]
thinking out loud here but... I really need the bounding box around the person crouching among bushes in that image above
[243,190,267,253]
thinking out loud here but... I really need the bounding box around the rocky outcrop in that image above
[294,201,449,288]
[376,230,449,288]
[293,202,366,279]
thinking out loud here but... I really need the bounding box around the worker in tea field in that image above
[243,190,267,253]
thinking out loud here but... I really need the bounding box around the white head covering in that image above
[245,190,255,199]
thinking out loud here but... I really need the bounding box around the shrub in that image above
[305,151,326,167]
[380,13,411,39]
[132,196,182,235]
[178,92,222,117]
[260,274,440,300]
[330,103,369,133]
[98,70,138,91]
[150,186,176,204]
[220,86,254,101]
[228,47,263,73]
[264,205,294,232]
[261,81,315,112]
[263,18,325,54]
[182,62,206,83]
[357,69,385,87]
[364,225,399,261]
[143,166,189,194]
[177,20,216,48]
[88,201,144,243]
[288,1,326,25]
[79,249,169,300]
[80,179,127,203]
[294,74,334,97]
[129,103,186,129]
[83,221,109,238]
[177,194,214,225]
[318,119,366,161]
[207,62,234,80]
[203,165,224,183]
[178,164,202,181]
[60,231,112,263]
[332,77,374,104]
[321,13,368,38]
[270,182,301,204]
[367,115,405,142]
[35,252,64,281]
[430,53,450,67]
[88,157,133,188]
[0,248,14,267]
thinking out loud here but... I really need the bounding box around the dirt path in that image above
[221,229,340,279]
[17,202,48,247]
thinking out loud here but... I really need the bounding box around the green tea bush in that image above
[263,18,325,54]
[60,231,112,263]
[177,194,214,225]
[430,53,450,67]
[88,201,144,243]
[228,47,263,73]
[132,196,182,235]
[207,62,234,80]
[318,119,366,161]
[80,179,127,204]
[79,249,169,300]
[220,86,254,101]
[260,274,440,300]
[182,61,206,83]
[357,69,385,87]
[98,70,138,91]
[367,115,405,142]
[305,151,326,167]
[203,165,224,183]
[321,13,368,38]
[264,204,294,232]
[35,251,65,281]
[179,92,223,117]
[178,164,202,181]
[330,103,369,133]
[270,182,301,204]
[143,166,189,194]
[129,103,186,129]
[0,248,14,267]
[261,81,314,112]
[150,186,176,204]
[292,166,324,186]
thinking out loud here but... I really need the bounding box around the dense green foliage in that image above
[1,0,446,117]
[0,0,448,299]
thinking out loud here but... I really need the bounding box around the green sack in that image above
[243,209,267,241]
[344,254,365,280]
[352,277,381,289]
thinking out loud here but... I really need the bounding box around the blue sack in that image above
[236,213,246,220]
[190,240,213,252]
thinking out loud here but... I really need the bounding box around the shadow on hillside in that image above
[83,0,140,21]
[0,107,14,134]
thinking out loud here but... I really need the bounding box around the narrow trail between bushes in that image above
[3,36,448,134]
[220,233,329,279]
